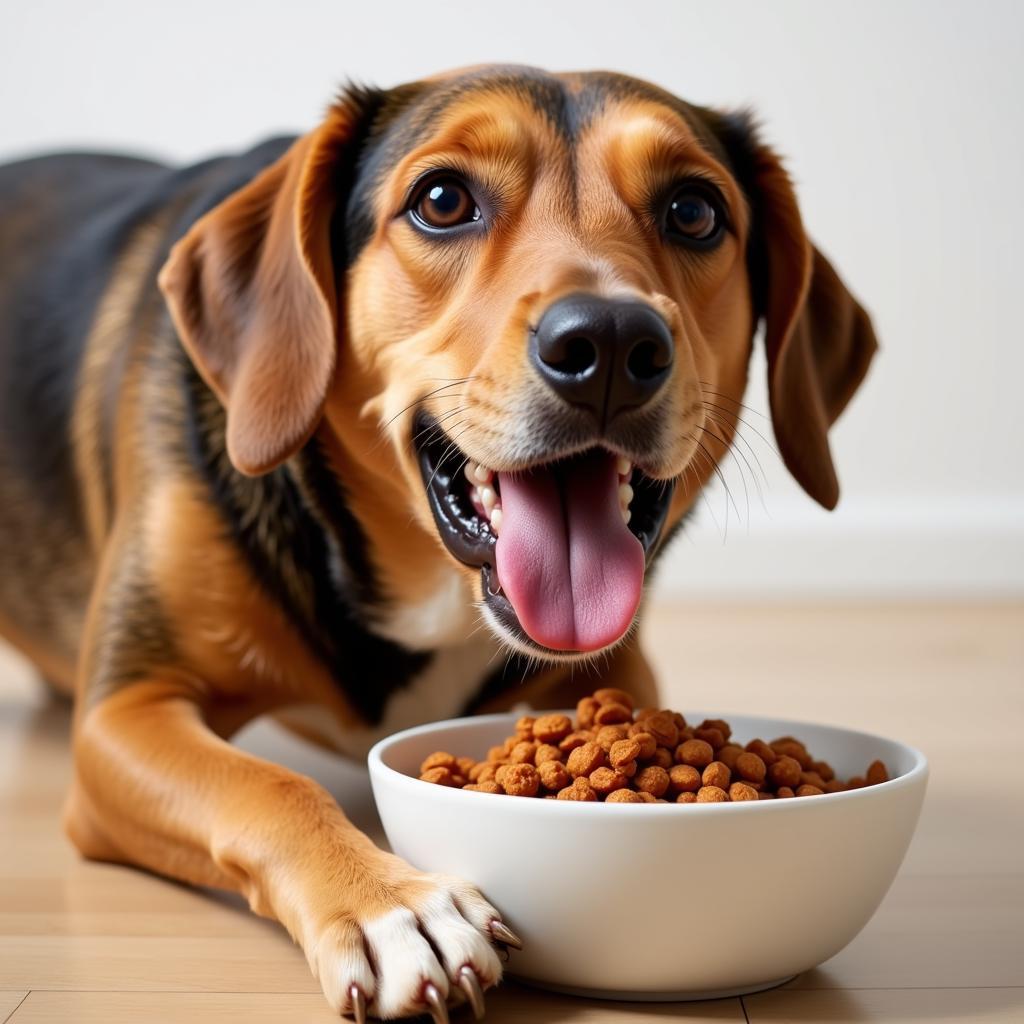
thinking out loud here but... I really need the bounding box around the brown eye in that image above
[666,187,722,243]
[412,176,481,230]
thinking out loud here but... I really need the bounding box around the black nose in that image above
[530,294,674,427]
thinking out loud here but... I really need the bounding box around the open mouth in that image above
[414,413,675,656]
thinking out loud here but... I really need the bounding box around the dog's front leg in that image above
[65,679,507,1020]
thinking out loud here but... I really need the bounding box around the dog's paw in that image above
[307,864,515,1021]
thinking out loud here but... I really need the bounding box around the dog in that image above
[0,65,876,1020]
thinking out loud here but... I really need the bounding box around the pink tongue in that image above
[494,453,644,652]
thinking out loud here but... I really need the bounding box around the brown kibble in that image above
[796,784,824,797]
[677,738,715,768]
[734,752,767,784]
[800,770,826,789]
[509,740,538,764]
[634,706,659,721]
[676,791,698,803]
[698,718,732,741]
[768,755,802,788]
[534,743,562,765]
[694,727,726,750]
[627,726,658,759]
[566,742,606,778]
[825,779,848,793]
[636,791,659,803]
[420,766,457,786]
[538,759,570,791]
[559,730,593,754]
[463,781,501,794]
[643,712,679,748]
[499,763,541,797]
[593,687,634,710]
[609,738,642,768]
[594,702,632,726]
[515,715,536,739]
[420,752,458,774]
[649,746,674,769]
[696,785,729,803]
[702,761,732,790]
[758,790,776,799]
[729,781,759,801]
[668,763,702,793]
[606,788,644,803]
[847,776,867,789]
[456,756,476,777]
[533,713,573,744]
[590,766,630,795]
[717,744,744,770]
[813,760,835,782]
[576,697,601,729]
[470,762,498,784]
[776,786,796,799]
[557,777,597,801]
[772,739,813,769]
[450,773,468,788]
[486,745,507,763]
[618,760,638,778]
[595,724,630,750]
[634,765,670,797]
[866,760,890,786]
[745,739,778,766]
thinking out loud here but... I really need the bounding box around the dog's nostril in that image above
[627,339,671,381]
[550,336,598,376]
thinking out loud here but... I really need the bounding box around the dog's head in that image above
[160,66,876,660]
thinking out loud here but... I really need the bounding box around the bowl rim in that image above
[368,709,929,817]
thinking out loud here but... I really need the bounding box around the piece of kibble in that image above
[643,711,680,748]
[696,785,729,802]
[745,739,777,766]
[515,715,536,738]
[456,756,476,776]
[636,791,659,803]
[866,760,890,785]
[629,729,658,759]
[566,741,606,778]
[538,759,570,791]
[796,784,824,797]
[772,739,813,769]
[634,765,670,797]
[486,745,507,763]
[649,746,674,770]
[606,788,644,803]
[534,743,562,765]
[694,727,726,750]
[618,759,638,777]
[717,744,744,770]
[533,713,573,743]
[734,752,767,784]
[594,701,633,726]
[702,761,732,790]
[676,791,698,804]
[634,707,659,721]
[593,687,634,709]
[420,752,458,774]
[677,738,714,768]
[559,730,593,753]
[801,770,826,789]
[576,697,600,729]
[609,738,642,768]
[463,781,501,794]
[776,786,796,798]
[758,790,775,800]
[813,760,835,782]
[730,781,759,801]
[768,755,802,789]
[509,740,538,764]
[557,778,597,801]
[469,762,498,784]
[499,764,541,797]
[595,724,629,750]
[590,766,630,795]
[825,780,848,794]
[420,766,457,786]
[699,718,732,741]
[668,763,702,793]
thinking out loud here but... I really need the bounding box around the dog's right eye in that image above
[410,177,481,231]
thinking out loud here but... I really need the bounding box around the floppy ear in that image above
[158,89,379,475]
[714,114,878,509]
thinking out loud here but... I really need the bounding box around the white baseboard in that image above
[649,495,1024,599]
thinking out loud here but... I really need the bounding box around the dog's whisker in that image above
[701,399,780,460]
[698,422,756,527]
[704,408,772,492]
[696,383,769,420]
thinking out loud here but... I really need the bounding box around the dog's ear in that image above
[158,88,381,475]
[710,113,878,509]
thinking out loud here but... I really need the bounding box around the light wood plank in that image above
[0,994,28,1024]
[744,986,1024,1022]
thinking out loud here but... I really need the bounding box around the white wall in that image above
[2,0,1021,597]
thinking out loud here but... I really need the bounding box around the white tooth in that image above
[616,456,632,477]
[621,507,631,525]
[480,486,497,513]
[464,461,478,484]
[473,464,493,485]
[618,482,634,508]
[469,485,480,505]
[490,507,503,535]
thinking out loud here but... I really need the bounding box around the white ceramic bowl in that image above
[368,711,927,1000]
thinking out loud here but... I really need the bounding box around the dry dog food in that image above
[418,688,890,803]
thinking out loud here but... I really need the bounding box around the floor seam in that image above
[0,992,29,1024]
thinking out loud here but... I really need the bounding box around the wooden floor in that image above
[2,602,1022,1023]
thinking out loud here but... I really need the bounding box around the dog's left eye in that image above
[410,177,481,230]
[664,185,724,245]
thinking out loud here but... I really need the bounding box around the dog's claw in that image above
[489,920,522,950]
[458,965,486,1020]
[348,983,366,1024]
[424,982,450,1024]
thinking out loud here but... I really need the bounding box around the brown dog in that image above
[0,65,875,1019]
